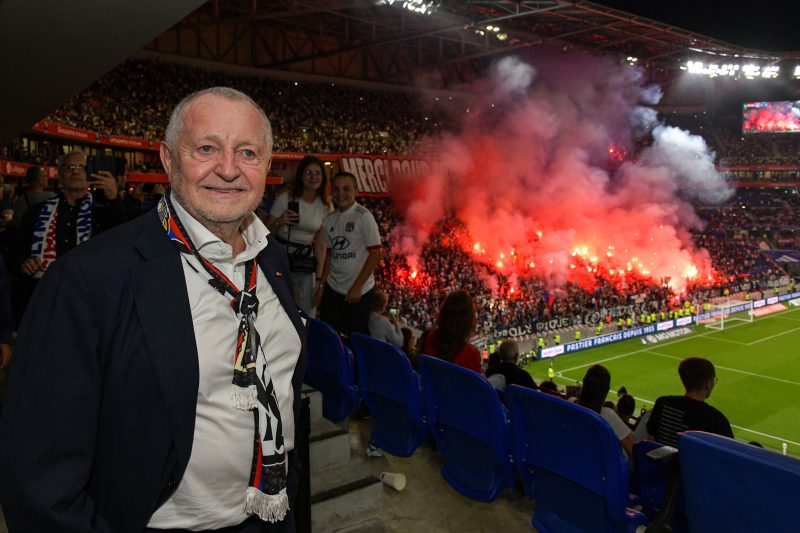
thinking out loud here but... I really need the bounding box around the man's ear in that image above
[160,142,174,177]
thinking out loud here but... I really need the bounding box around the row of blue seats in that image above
[303,318,800,532]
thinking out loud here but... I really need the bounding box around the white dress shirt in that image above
[148,198,302,530]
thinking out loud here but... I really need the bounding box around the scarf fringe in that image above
[230,384,259,410]
[245,486,290,523]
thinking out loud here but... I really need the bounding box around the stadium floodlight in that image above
[761,65,780,79]
[687,60,706,74]
[375,0,440,15]
[684,60,782,80]
[742,64,761,79]
[704,300,754,331]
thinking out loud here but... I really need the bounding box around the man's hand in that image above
[277,209,299,226]
[21,257,42,277]
[314,282,325,307]
[0,343,11,371]
[345,285,362,303]
[89,170,118,199]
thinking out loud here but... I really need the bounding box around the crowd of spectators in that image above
[361,190,796,337]
[40,59,448,156]
[1,138,61,167]
[0,173,794,342]
[663,113,800,168]
[0,64,797,340]
[5,61,800,179]
[714,128,800,167]
[698,189,800,232]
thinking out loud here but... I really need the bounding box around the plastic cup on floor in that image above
[380,471,407,491]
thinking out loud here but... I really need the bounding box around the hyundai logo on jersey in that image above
[331,236,350,250]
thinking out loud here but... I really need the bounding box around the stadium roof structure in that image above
[145,0,800,88]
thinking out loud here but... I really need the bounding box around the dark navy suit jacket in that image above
[0,207,307,532]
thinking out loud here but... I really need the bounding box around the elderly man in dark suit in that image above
[0,87,306,532]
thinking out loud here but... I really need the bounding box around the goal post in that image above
[704,300,754,331]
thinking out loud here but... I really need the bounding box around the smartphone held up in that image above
[287,200,300,224]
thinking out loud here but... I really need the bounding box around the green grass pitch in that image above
[524,305,800,455]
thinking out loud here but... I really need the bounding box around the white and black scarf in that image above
[158,193,289,522]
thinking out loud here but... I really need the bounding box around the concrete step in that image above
[302,386,323,423]
[311,458,383,533]
[310,417,351,472]
[328,517,386,533]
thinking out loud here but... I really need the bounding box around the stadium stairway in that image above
[305,386,535,532]
[305,387,385,532]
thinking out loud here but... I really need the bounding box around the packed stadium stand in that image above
[2,58,797,343]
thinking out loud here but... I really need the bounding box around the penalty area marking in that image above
[747,324,800,346]
[703,336,747,346]
[773,315,800,323]
[645,350,800,388]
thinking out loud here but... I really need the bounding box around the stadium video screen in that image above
[742,101,800,133]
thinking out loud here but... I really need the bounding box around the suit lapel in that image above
[258,241,306,339]
[132,212,199,469]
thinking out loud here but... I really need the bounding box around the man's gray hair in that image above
[499,339,520,363]
[164,87,273,156]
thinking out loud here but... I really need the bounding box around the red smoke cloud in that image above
[391,51,732,293]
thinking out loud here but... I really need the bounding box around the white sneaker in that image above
[366,443,384,457]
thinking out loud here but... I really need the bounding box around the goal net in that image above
[704,300,754,331]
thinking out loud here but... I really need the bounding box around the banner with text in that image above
[541,291,800,359]
[1,160,59,178]
[534,301,656,333]
[339,156,436,196]
[32,121,97,142]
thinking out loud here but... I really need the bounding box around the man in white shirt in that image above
[0,88,306,533]
[316,172,382,336]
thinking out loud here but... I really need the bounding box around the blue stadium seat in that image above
[348,333,426,457]
[632,440,669,518]
[506,385,648,533]
[415,355,513,502]
[678,431,800,532]
[303,318,359,423]
[632,440,687,532]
